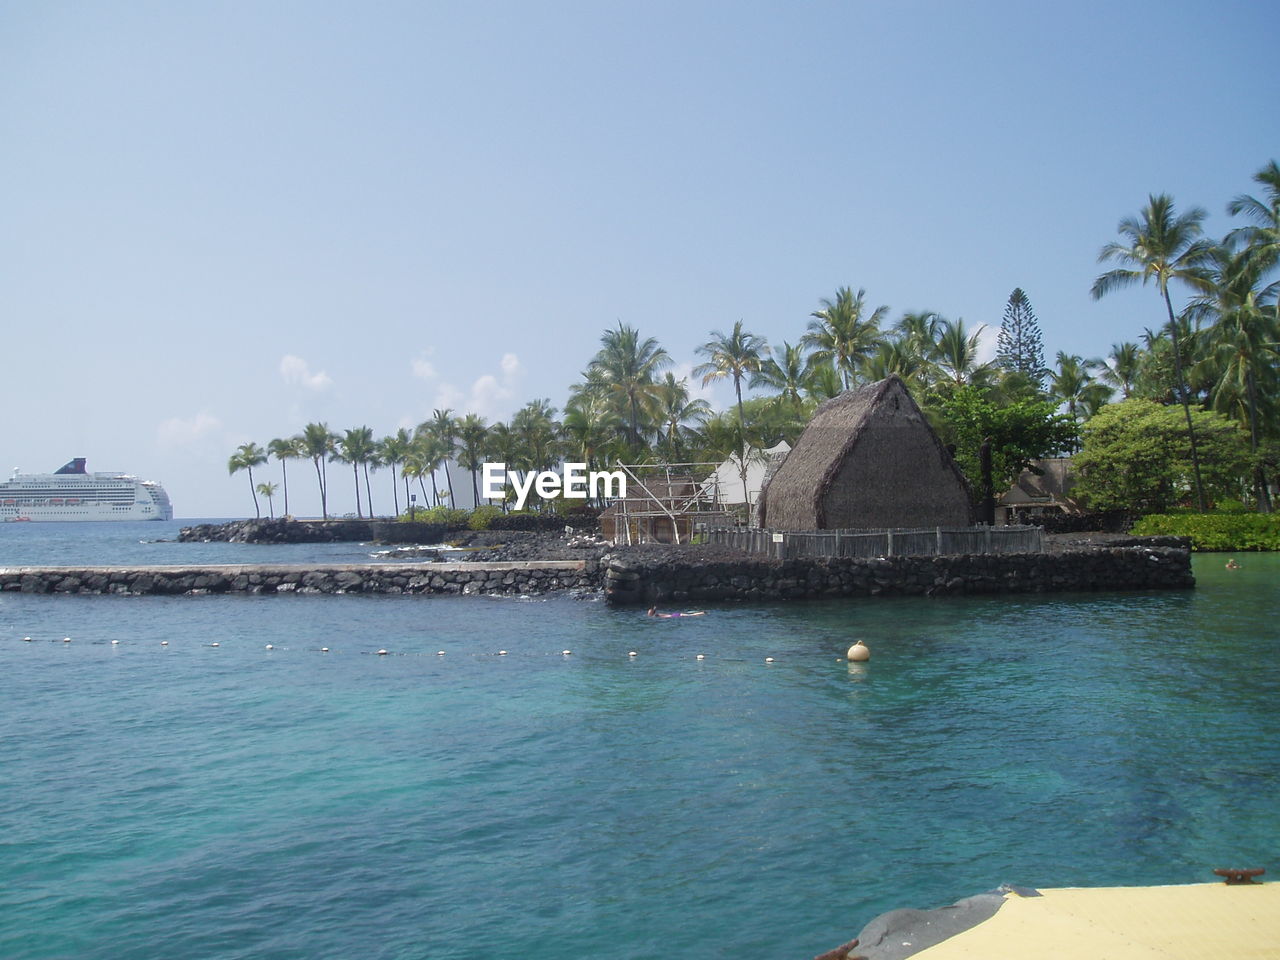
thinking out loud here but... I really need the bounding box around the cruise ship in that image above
[0,459,173,522]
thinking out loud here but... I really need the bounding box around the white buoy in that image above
[63,637,71,643]
[628,651,637,658]
[111,639,120,645]
[377,649,388,656]
[23,636,31,642]
[437,651,445,656]
[161,640,169,646]
[321,647,330,653]
[696,654,705,660]
[562,649,571,656]
[211,642,219,647]
[847,641,870,662]
[265,644,274,650]
[765,657,774,663]
[498,650,508,656]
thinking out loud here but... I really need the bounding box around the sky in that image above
[2,0,1277,519]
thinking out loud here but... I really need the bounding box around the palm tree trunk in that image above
[363,463,374,518]
[352,462,362,518]
[248,467,260,518]
[734,375,751,507]
[281,460,290,517]
[313,457,327,519]
[1162,286,1207,511]
[1246,369,1272,512]
[471,469,479,508]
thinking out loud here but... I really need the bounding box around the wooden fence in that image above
[705,525,1044,559]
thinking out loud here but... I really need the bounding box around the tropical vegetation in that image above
[225,161,1278,535]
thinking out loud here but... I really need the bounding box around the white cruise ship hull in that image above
[1,459,174,522]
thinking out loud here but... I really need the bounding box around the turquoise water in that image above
[2,530,1278,959]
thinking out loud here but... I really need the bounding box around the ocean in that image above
[2,521,1278,959]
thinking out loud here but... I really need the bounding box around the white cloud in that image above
[280,354,333,391]
[412,356,437,380]
[415,352,526,423]
[157,411,223,447]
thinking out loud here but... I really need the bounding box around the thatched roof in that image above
[757,375,972,530]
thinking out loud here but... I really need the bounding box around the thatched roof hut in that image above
[757,375,972,530]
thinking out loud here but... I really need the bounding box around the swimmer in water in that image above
[647,607,706,619]
[1226,558,1241,570]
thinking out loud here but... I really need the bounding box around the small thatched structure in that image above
[757,375,972,530]
[997,458,1081,523]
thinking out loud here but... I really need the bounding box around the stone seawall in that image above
[604,546,1194,605]
[0,561,599,597]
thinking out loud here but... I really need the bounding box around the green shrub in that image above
[416,506,470,528]
[468,505,504,530]
[1131,513,1280,551]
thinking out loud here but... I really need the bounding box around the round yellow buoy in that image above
[847,641,870,662]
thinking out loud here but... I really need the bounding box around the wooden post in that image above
[887,530,894,557]
[936,526,942,556]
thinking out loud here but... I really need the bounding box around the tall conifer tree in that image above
[995,288,1048,388]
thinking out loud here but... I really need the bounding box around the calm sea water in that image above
[2,524,1278,959]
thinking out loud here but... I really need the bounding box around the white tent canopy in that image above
[701,441,790,506]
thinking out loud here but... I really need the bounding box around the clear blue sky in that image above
[2,1,1276,518]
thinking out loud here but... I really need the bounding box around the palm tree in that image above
[860,339,928,389]
[378,428,413,517]
[751,340,812,408]
[802,287,888,390]
[299,422,336,519]
[484,421,519,509]
[1227,160,1280,270]
[256,481,279,518]
[228,442,268,518]
[653,373,711,462]
[1050,353,1108,450]
[511,399,561,491]
[410,426,446,506]
[1188,245,1279,510]
[1092,193,1216,510]
[267,437,298,518]
[430,409,459,508]
[933,318,991,388]
[583,322,671,449]
[337,426,376,518]
[456,414,489,508]
[695,321,768,497]
[1091,342,1142,399]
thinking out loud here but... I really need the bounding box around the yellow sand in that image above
[911,882,1280,959]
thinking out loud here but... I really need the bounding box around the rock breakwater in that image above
[0,561,600,597]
